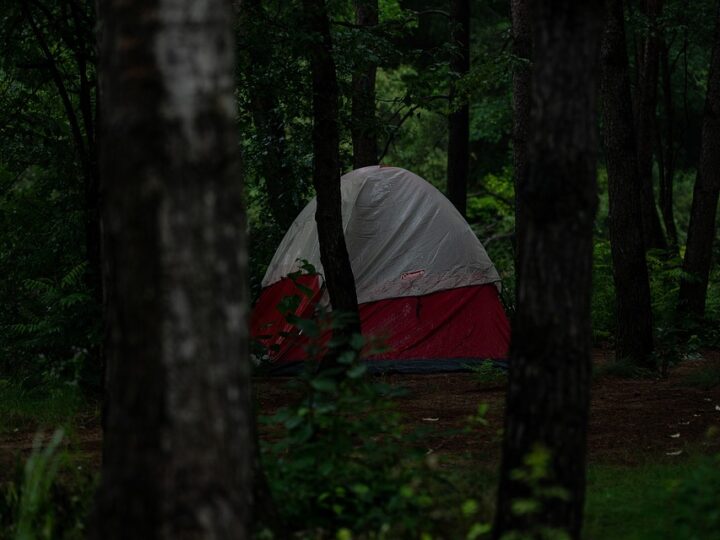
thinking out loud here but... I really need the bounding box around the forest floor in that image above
[1,350,720,539]
[1,350,720,481]
[255,349,720,464]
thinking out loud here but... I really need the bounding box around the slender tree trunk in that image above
[447,0,470,217]
[601,0,654,366]
[240,0,300,230]
[493,2,603,539]
[303,0,360,326]
[351,0,379,169]
[92,1,252,538]
[658,40,679,249]
[511,0,531,289]
[679,2,720,318]
[635,0,667,250]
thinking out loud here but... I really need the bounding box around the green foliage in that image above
[0,378,84,435]
[260,323,433,536]
[8,430,65,540]
[593,358,657,380]
[680,359,720,390]
[259,311,494,539]
[467,362,508,386]
[0,163,100,382]
[0,430,94,540]
[591,239,616,344]
[669,453,720,539]
[501,446,571,540]
[0,0,101,386]
[585,452,720,540]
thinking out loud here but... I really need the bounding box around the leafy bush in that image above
[259,311,494,539]
[0,165,101,387]
[260,320,435,537]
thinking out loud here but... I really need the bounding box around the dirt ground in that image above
[255,350,720,464]
[1,350,720,482]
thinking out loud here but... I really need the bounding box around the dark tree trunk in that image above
[351,0,379,169]
[447,0,470,217]
[635,0,667,250]
[511,0,531,287]
[92,1,252,538]
[493,1,603,539]
[303,0,360,325]
[658,40,679,249]
[679,3,720,318]
[601,0,654,366]
[240,0,300,230]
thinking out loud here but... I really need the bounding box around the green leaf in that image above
[350,333,364,351]
[466,523,491,540]
[311,378,337,393]
[347,364,367,379]
[293,317,320,338]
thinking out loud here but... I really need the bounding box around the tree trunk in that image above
[658,40,679,249]
[446,0,470,217]
[240,0,300,230]
[679,2,720,318]
[635,0,667,250]
[92,1,252,538]
[511,0,531,288]
[601,0,654,366]
[493,1,603,539]
[351,0,379,169]
[303,0,360,326]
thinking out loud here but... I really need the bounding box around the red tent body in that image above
[251,276,510,373]
[250,166,511,373]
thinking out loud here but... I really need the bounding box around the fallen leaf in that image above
[666,450,683,456]
[422,417,439,422]
[670,433,681,438]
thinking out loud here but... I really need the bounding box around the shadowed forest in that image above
[1,0,719,539]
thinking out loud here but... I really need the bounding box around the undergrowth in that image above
[0,430,95,540]
[257,309,495,539]
[0,379,87,435]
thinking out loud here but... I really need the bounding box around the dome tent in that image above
[251,166,510,373]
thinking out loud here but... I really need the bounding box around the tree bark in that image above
[635,0,667,250]
[351,0,379,169]
[303,0,360,326]
[446,0,470,217]
[240,0,300,230]
[679,2,720,318]
[658,40,679,249]
[92,1,252,538]
[601,0,654,366]
[493,1,603,539]
[511,0,531,288]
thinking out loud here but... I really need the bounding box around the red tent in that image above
[251,166,510,373]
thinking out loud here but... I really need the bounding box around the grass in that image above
[0,380,98,539]
[680,362,720,390]
[593,358,658,380]
[2,373,720,539]
[467,361,508,386]
[0,378,88,435]
[584,454,720,540]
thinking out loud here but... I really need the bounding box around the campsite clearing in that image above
[6,350,717,484]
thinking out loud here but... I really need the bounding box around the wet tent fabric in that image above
[251,166,511,373]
